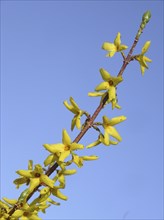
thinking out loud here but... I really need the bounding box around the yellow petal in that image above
[29,214,41,220]
[106,126,122,142]
[109,139,118,145]
[21,216,29,220]
[101,131,110,146]
[47,198,60,206]
[59,150,70,162]
[16,170,33,178]
[28,160,33,170]
[70,97,80,112]
[71,142,84,150]
[141,57,149,68]
[141,41,151,54]
[110,76,123,86]
[82,155,99,161]
[43,143,64,154]
[114,102,122,109]
[118,44,128,51]
[144,56,152,62]
[11,210,24,218]
[62,169,77,175]
[103,115,110,125]
[40,174,54,188]
[58,174,65,187]
[62,129,71,145]
[63,100,78,114]
[114,32,121,47]
[86,140,100,148]
[13,177,28,188]
[52,189,68,201]
[108,87,116,102]
[73,155,83,168]
[75,115,81,129]
[136,56,148,68]
[141,65,146,75]
[44,154,55,166]
[102,42,116,51]
[109,116,127,126]
[29,178,40,193]
[107,50,116,57]
[71,117,76,131]
[2,197,17,206]
[111,99,121,110]
[95,82,110,91]
[88,92,104,97]
[99,68,111,81]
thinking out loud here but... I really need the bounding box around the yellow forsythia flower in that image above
[64,97,86,130]
[103,115,127,142]
[89,68,123,109]
[135,41,152,75]
[16,164,55,193]
[102,32,128,57]
[43,129,84,162]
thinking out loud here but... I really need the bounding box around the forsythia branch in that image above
[1,11,151,220]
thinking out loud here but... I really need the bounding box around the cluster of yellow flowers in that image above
[0,11,152,220]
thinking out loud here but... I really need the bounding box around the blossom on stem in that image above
[13,160,34,189]
[135,41,152,75]
[43,129,84,162]
[103,115,127,142]
[16,164,55,193]
[102,32,128,57]
[88,68,123,109]
[64,97,87,130]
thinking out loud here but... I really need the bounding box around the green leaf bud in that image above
[142,11,151,24]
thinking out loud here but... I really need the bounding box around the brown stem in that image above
[117,38,138,77]
[8,22,144,218]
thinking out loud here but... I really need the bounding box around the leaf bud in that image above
[142,11,151,24]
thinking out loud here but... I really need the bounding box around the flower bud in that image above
[142,11,151,24]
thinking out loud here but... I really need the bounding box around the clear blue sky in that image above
[1,1,163,219]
